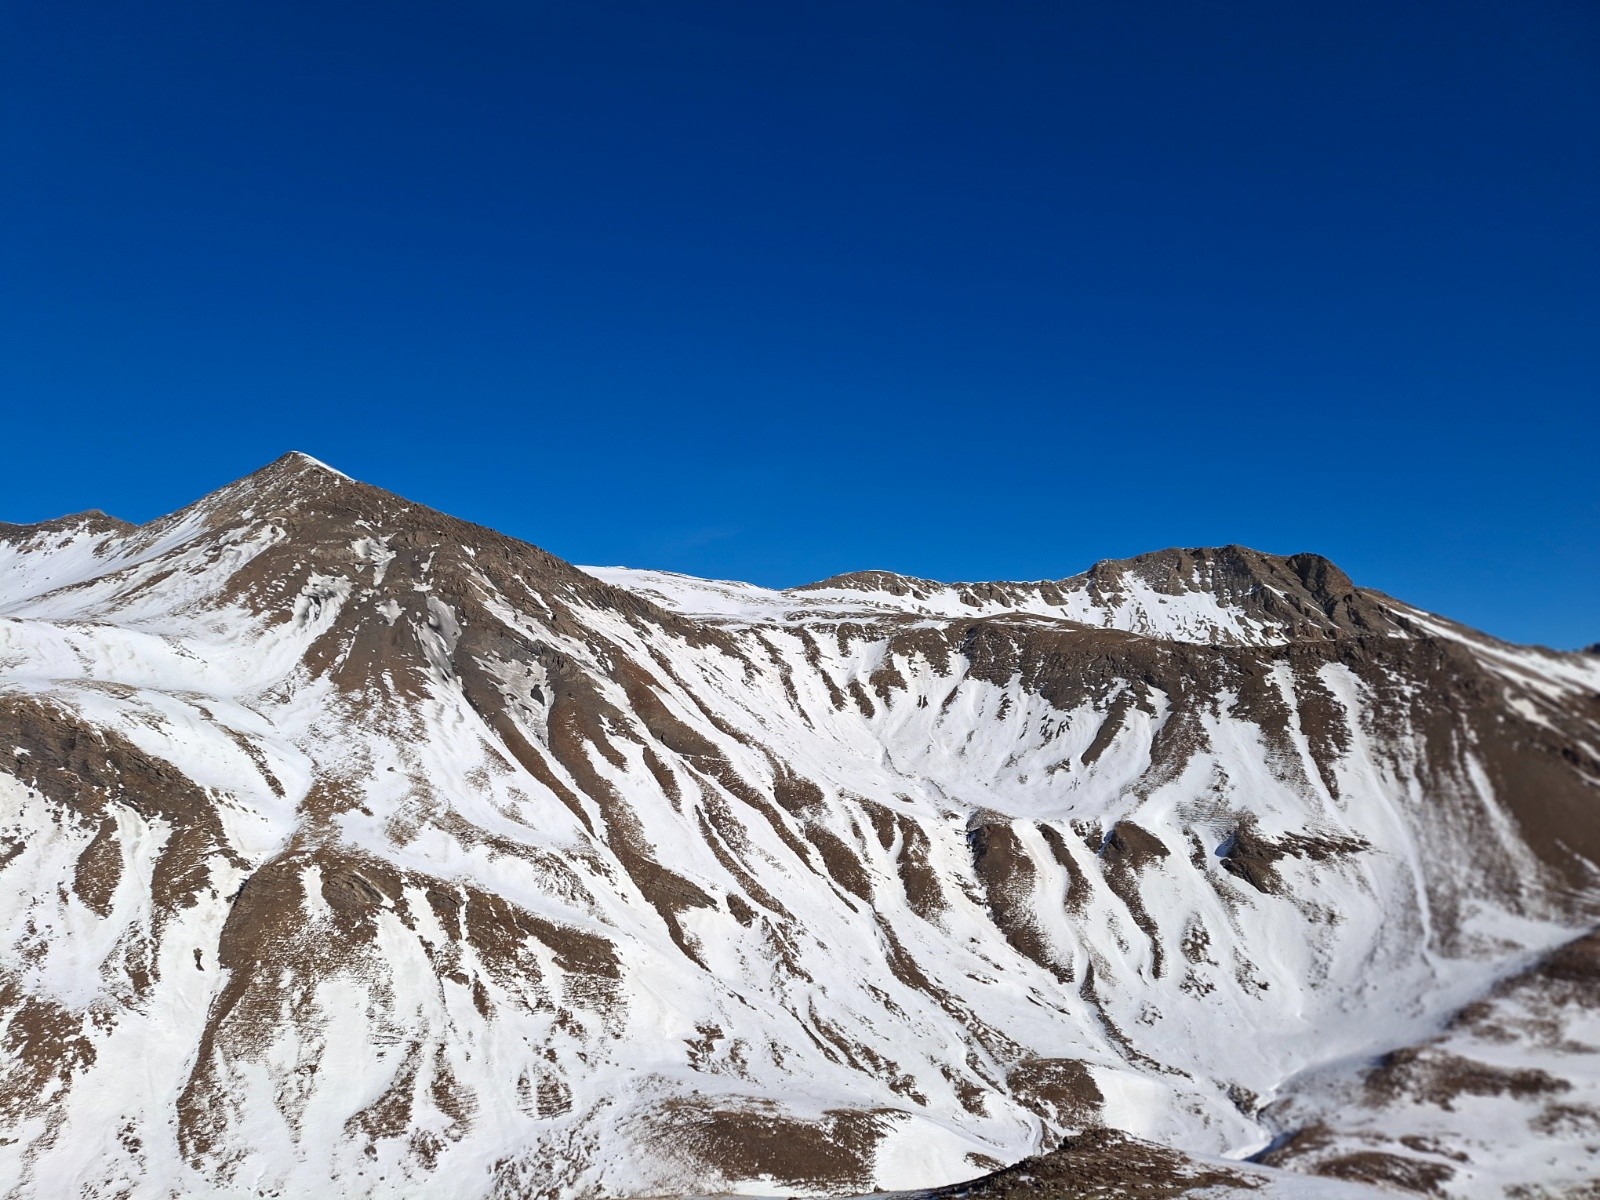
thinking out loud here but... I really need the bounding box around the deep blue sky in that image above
[3,2,1596,647]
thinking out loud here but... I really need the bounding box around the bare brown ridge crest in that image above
[159,450,704,633]
[800,545,1408,644]
[80,451,1412,646]
[3,451,1549,654]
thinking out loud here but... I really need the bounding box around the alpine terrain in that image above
[2,452,1596,1200]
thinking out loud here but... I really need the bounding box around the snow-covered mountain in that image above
[1,452,1596,1199]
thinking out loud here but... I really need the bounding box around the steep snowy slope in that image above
[1,453,1596,1199]
[1257,928,1600,1194]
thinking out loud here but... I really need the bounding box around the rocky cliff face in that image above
[1,453,1596,1199]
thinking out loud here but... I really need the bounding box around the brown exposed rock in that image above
[643,1097,892,1191]
[0,510,135,542]
[1098,822,1170,979]
[1263,1124,1458,1194]
[0,695,243,920]
[1005,1056,1103,1128]
[895,813,951,922]
[802,821,872,904]
[915,1126,1260,1199]
[969,819,1072,982]
[793,570,946,599]
[1312,1149,1455,1195]
[73,815,123,916]
[1365,1045,1571,1111]
[799,546,1406,646]
[1037,827,1094,919]
[1532,929,1600,993]
[1217,819,1371,896]
[0,982,97,1126]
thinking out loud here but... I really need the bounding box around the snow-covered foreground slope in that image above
[1,453,1596,1200]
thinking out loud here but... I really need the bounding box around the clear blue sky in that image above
[3,2,1596,647]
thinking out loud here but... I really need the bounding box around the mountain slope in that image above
[1,453,1596,1199]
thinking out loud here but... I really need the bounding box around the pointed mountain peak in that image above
[185,451,378,530]
[234,450,356,489]
[281,450,353,479]
[222,450,357,489]
[142,450,656,631]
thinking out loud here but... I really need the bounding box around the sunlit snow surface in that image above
[1,462,1596,1200]
[580,565,1296,644]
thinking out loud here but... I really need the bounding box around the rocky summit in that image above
[2,452,1596,1199]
